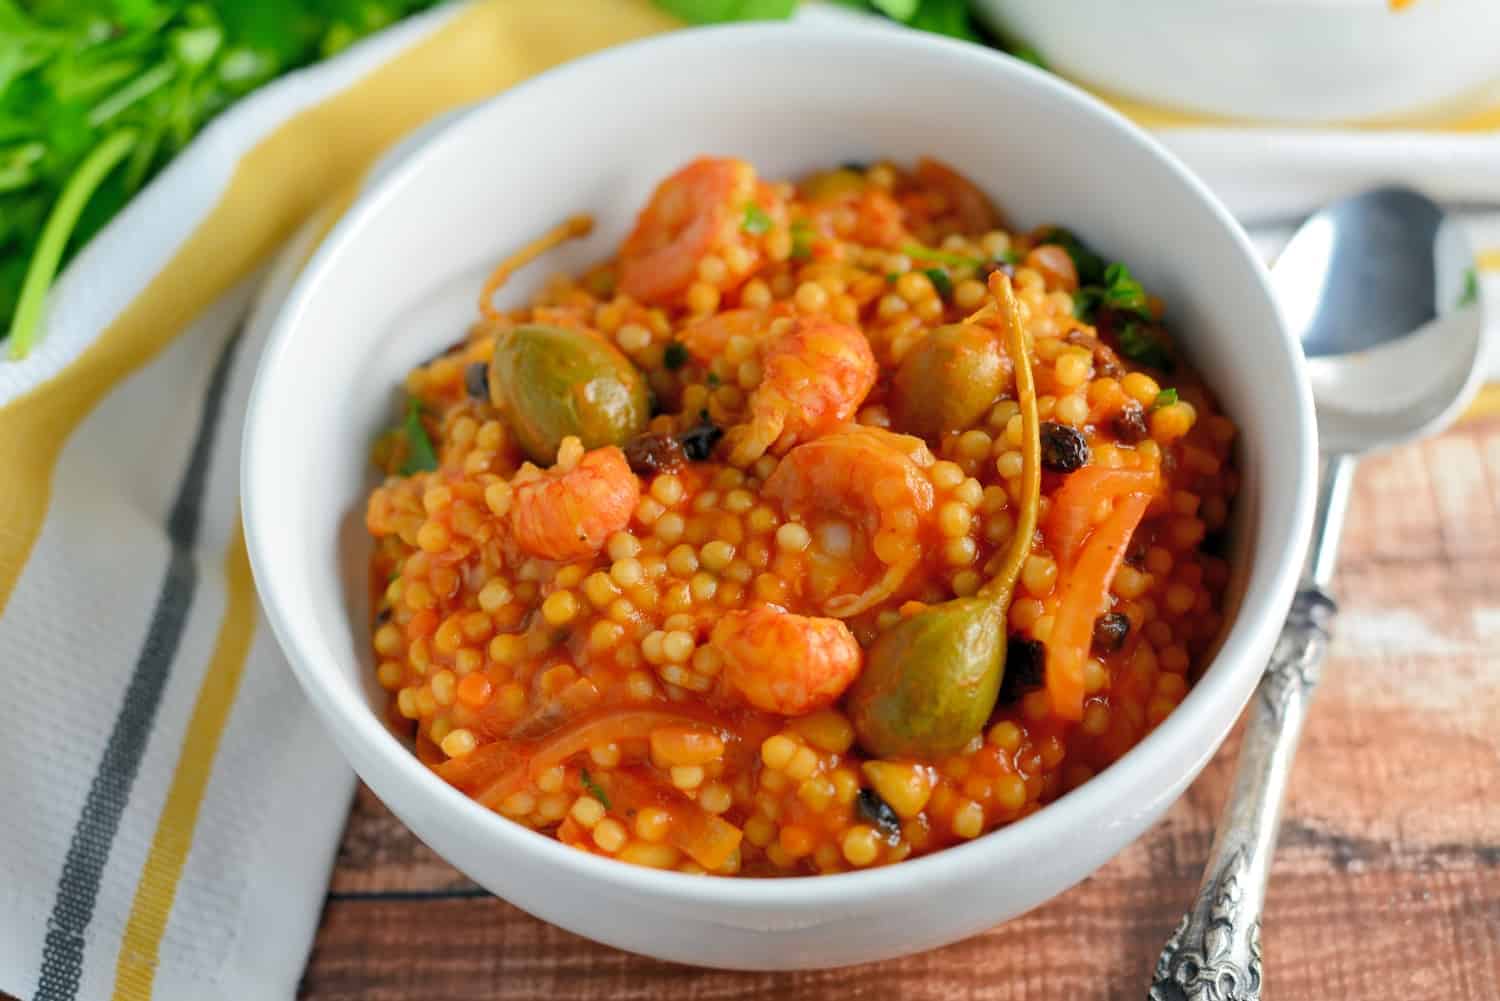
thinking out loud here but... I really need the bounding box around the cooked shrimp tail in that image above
[764,426,935,617]
[509,438,639,560]
[724,317,876,467]
[711,606,863,715]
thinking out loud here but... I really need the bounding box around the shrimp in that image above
[763,426,935,618]
[619,157,780,305]
[724,317,877,466]
[711,606,863,716]
[509,442,640,560]
[678,308,770,367]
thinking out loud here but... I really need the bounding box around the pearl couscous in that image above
[364,156,1237,876]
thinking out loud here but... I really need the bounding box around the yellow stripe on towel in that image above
[111,526,257,1001]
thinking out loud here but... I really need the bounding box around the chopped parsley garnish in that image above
[1151,388,1179,410]
[398,398,438,476]
[1074,261,1150,321]
[924,267,953,299]
[663,341,689,370]
[1117,322,1175,372]
[996,248,1023,266]
[705,371,721,388]
[579,768,611,809]
[1033,226,1106,285]
[1459,267,1479,307]
[900,242,983,269]
[789,218,815,261]
[886,272,901,283]
[741,202,772,235]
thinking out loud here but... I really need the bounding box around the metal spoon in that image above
[1148,187,1488,1001]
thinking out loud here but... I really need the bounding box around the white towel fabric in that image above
[0,7,1496,1001]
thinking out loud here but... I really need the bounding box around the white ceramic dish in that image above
[974,0,1500,123]
[242,24,1316,969]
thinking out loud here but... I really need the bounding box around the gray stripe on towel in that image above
[32,321,246,1001]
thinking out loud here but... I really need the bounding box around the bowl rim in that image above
[242,21,1317,909]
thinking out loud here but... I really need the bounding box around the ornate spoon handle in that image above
[1147,587,1336,1001]
[1149,453,1355,1001]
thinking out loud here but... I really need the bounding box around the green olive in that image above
[489,324,650,464]
[889,323,1009,439]
[846,597,1007,758]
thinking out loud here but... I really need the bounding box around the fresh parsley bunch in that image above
[1,0,443,359]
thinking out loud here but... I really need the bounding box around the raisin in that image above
[1112,402,1149,444]
[1069,330,1125,379]
[622,432,684,475]
[1040,421,1090,473]
[464,361,489,401]
[998,636,1046,705]
[1092,612,1130,653]
[677,422,723,462]
[855,788,902,840]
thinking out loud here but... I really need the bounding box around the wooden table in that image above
[299,414,1500,1000]
[3,420,1489,1001]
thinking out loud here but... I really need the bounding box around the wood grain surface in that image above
[293,415,1500,1001]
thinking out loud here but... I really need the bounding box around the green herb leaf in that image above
[653,0,798,23]
[399,397,439,476]
[1151,388,1178,411]
[1010,43,1049,70]
[741,201,771,235]
[901,242,982,268]
[870,0,920,21]
[789,217,814,261]
[580,768,611,808]
[7,128,137,359]
[1101,262,1148,313]
[1459,266,1479,307]
[1074,260,1151,322]
[706,371,721,388]
[924,267,953,299]
[1117,322,1175,372]
[905,0,981,41]
[1032,226,1105,285]
[663,340,688,370]
[996,248,1022,266]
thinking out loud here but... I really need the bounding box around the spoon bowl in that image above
[1272,186,1488,455]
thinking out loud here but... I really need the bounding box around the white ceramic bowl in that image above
[975,0,1500,123]
[242,24,1316,970]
